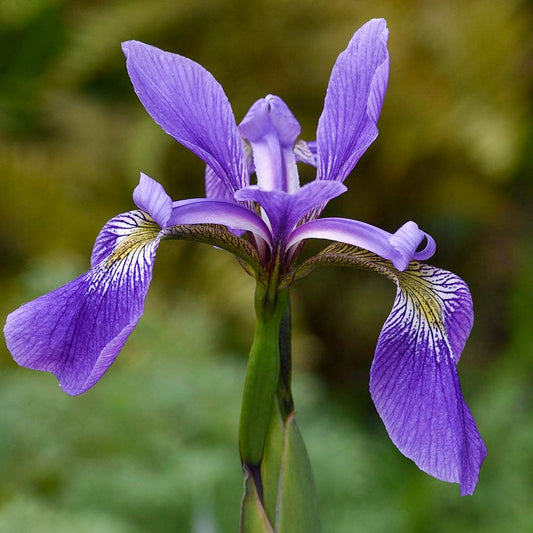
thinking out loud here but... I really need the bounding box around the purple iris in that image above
[3,19,486,495]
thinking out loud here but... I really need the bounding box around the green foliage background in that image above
[1,0,532,531]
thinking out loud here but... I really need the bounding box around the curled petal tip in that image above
[133,173,173,228]
[388,221,435,270]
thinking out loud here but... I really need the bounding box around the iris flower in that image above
[4,19,486,495]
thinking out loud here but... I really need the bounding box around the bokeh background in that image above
[1,0,532,531]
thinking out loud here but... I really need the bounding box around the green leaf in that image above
[260,400,285,523]
[276,413,321,533]
[240,469,275,533]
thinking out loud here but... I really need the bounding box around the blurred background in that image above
[1,0,532,531]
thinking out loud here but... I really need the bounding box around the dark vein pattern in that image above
[5,210,162,395]
[287,242,487,495]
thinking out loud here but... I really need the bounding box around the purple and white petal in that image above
[132,172,172,228]
[316,18,389,182]
[169,198,272,245]
[288,217,432,271]
[4,211,163,396]
[236,181,346,245]
[122,40,246,194]
[370,263,486,495]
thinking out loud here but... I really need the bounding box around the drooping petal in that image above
[235,181,346,246]
[132,172,172,227]
[316,18,389,182]
[4,211,162,395]
[239,95,301,192]
[169,198,272,245]
[287,217,433,271]
[285,244,486,494]
[122,40,246,194]
[369,261,486,495]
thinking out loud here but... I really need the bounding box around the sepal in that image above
[286,243,486,494]
[163,223,261,276]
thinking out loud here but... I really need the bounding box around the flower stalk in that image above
[239,282,289,465]
[239,283,320,532]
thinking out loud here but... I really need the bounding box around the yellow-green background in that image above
[1,0,532,531]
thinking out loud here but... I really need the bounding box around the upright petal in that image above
[239,95,301,192]
[4,211,162,395]
[316,18,389,182]
[122,40,246,194]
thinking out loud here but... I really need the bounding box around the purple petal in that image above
[235,181,346,245]
[288,217,433,271]
[294,140,318,167]
[4,211,162,395]
[264,94,301,146]
[316,18,389,182]
[370,264,486,495]
[389,221,436,268]
[205,165,237,203]
[122,40,246,194]
[169,198,272,245]
[132,172,172,227]
[239,95,301,192]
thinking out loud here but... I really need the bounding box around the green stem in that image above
[239,282,290,465]
[239,283,321,532]
[277,299,294,419]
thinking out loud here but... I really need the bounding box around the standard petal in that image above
[287,217,432,271]
[4,211,162,395]
[236,181,346,246]
[369,261,486,495]
[169,198,272,245]
[316,18,389,182]
[132,172,172,227]
[122,40,246,194]
[239,95,301,192]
